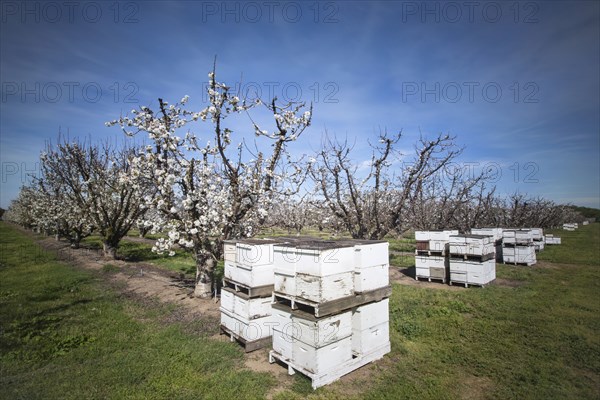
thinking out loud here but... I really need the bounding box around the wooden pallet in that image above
[220,324,272,353]
[415,275,446,284]
[222,277,274,298]
[272,285,392,318]
[269,343,390,390]
[448,279,494,288]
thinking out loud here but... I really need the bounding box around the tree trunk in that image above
[194,254,215,298]
[102,242,118,259]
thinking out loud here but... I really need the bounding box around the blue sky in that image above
[1,1,599,208]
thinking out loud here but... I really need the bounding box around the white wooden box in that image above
[274,268,296,296]
[502,246,536,264]
[449,259,495,285]
[471,228,503,242]
[353,263,388,292]
[273,244,299,272]
[273,327,293,360]
[449,235,495,256]
[296,272,354,303]
[292,310,352,348]
[533,241,545,251]
[415,256,429,269]
[429,240,448,252]
[429,255,445,268]
[224,261,274,287]
[235,293,272,320]
[292,336,353,375]
[415,266,429,278]
[294,243,356,277]
[236,240,276,267]
[352,299,389,331]
[354,241,389,270]
[352,321,390,355]
[415,231,431,241]
[271,306,292,329]
[220,308,273,341]
[224,240,237,263]
[220,288,236,314]
[530,228,543,240]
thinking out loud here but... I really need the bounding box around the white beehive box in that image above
[224,261,274,287]
[471,228,503,242]
[533,241,545,251]
[428,240,448,253]
[502,245,536,265]
[352,321,390,355]
[294,242,356,277]
[220,308,273,342]
[273,327,293,360]
[529,228,544,241]
[353,263,388,293]
[220,289,272,320]
[503,229,533,244]
[273,243,299,272]
[296,271,354,303]
[583,221,589,225]
[352,299,389,332]
[449,235,495,256]
[224,239,282,267]
[271,307,293,359]
[353,240,389,270]
[292,336,353,375]
[274,268,296,296]
[292,310,352,348]
[415,231,431,241]
[545,235,561,245]
[415,256,429,279]
[449,259,495,286]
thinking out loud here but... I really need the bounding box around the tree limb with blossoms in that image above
[107,67,312,297]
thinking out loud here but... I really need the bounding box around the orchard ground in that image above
[0,222,598,399]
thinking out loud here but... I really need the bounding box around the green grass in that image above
[537,224,600,265]
[2,223,599,399]
[0,223,275,400]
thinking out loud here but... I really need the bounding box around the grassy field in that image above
[1,222,599,399]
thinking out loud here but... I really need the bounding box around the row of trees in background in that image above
[4,67,590,297]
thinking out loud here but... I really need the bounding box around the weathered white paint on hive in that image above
[273,327,293,360]
[220,308,273,341]
[292,336,353,375]
[291,310,352,348]
[274,268,296,296]
[296,271,354,303]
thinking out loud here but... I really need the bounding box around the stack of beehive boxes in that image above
[544,234,561,245]
[220,239,283,352]
[470,228,503,261]
[582,221,589,225]
[530,228,545,251]
[563,223,578,231]
[414,230,458,283]
[502,229,536,266]
[448,234,496,287]
[269,239,391,389]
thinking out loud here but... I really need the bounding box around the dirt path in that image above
[35,235,220,320]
